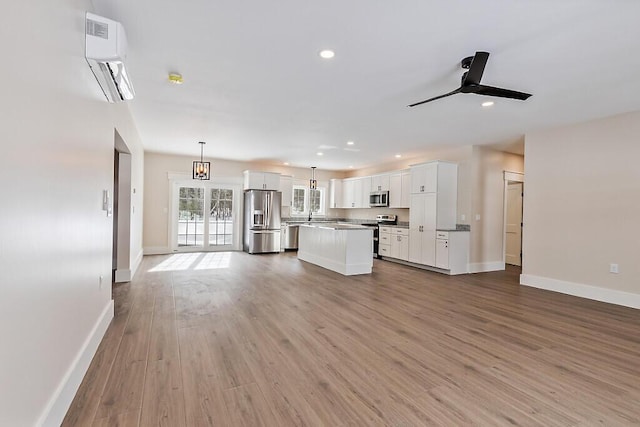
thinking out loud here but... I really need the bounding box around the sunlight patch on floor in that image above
[148,253,201,272]
[194,252,232,270]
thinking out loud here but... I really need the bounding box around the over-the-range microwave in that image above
[369,191,389,207]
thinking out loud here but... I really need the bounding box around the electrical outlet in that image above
[475,214,481,221]
[609,264,619,274]
[461,214,466,221]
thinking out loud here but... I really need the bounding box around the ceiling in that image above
[93,0,640,170]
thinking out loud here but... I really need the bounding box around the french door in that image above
[170,180,242,252]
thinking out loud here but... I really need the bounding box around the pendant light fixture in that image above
[192,141,211,180]
[309,166,317,189]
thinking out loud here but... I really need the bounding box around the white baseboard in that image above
[39,300,114,427]
[114,250,144,283]
[143,246,172,255]
[468,261,505,273]
[520,274,640,309]
[114,268,131,283]
[131,249,143,278]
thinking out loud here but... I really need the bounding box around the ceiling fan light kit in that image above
[409,51,532,107]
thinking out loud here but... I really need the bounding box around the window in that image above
[178,187,205,246]
[209,188,234,245]
[292,185,326,216]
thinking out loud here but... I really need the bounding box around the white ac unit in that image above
[85,12,135,103]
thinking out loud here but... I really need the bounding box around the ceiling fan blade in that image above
[472,84,532,100]
[462,51,489,86]
[408,88,461,107]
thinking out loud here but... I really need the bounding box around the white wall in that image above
[522,111,640,306]
[0,1,144,425]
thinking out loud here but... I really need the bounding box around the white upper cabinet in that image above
[359,176,371,208]
[410,162,438,194]
[263,172,281,190]
[279,175,292,207]
[371,174,390,192]
[342,178,356,208]
[243,171,281,190]
[389,170,411,208]
[340,176,371,208]
[389,173,402,207]
[329,179,343,209]
[401,170,411,208]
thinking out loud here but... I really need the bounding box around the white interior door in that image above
[505,182,523,266]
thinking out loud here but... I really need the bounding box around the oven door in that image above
[360,223,379,258]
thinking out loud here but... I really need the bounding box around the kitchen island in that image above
[298,223,374,275]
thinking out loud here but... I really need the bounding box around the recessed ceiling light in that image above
[319,50,335,59]
[347,141,355,145]
[395,154,402,158]
[349,165,354,169]
[482,101,494,107]
[317,152,324,156]
[283,162,289,166]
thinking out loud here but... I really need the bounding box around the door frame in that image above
[502,171,524,267]
[113,130,132,283]
[168,175,243,253]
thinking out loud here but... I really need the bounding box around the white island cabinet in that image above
[298,223,374,275]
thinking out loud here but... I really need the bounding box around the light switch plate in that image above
[610,263,619,274]
[475,214,481,221]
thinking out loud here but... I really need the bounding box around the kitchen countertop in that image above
[379,224,409,229]
[282,218,378,226]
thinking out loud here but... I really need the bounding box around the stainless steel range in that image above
[362,214,397,258]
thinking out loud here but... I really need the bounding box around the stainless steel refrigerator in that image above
[243,190,282,254]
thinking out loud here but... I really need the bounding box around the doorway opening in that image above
[169,180,242,252]
[503,171,524,267]
[113,130,132,283]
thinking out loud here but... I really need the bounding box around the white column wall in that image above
[0,1,144,425]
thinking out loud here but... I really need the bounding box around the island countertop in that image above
[299,222,371,231]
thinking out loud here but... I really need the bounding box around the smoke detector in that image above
[168,73,183,85]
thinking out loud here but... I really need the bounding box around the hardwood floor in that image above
[63,252,640,426]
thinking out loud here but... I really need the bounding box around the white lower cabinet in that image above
[435,238,449,269]
[435,231,469,275]
[409,193,436,266]
[390,228,409,261]
[378,227,391,257]
[379,226,409,261]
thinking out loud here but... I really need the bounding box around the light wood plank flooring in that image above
[63,252,640,426]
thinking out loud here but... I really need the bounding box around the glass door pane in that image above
[209,188,234,246]
[178,187,205,247]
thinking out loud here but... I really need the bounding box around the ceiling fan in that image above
[408,51,532,107]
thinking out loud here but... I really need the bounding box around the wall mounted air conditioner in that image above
[85,12,135,103]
